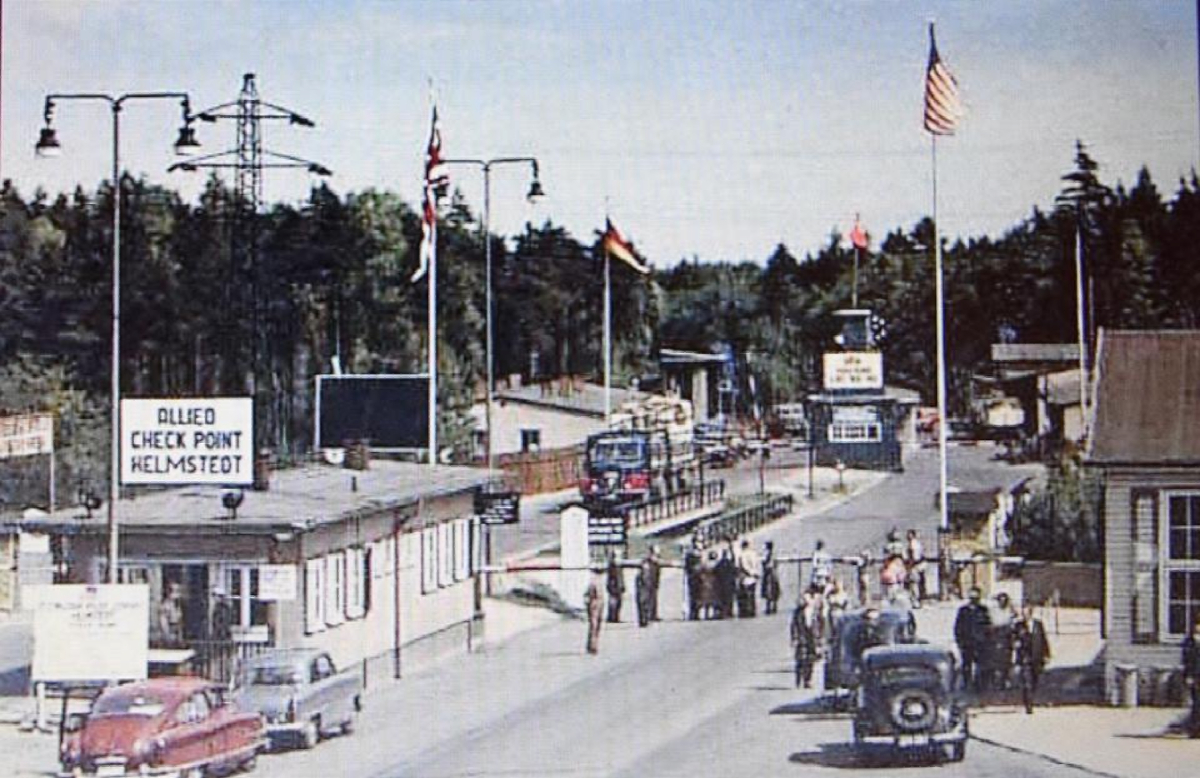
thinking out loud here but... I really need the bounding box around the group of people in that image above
[954,587,1051,713]
[682,534,781,621]
[584,546,666,654]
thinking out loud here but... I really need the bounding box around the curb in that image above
[968,732,1127,778]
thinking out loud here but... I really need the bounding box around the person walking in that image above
[761,541,781,615]
[905,529,927,606]
[854,549,873,606]
[584,573,604,654]
[715,546,737,620]
[954,587,991,691]
[605,554,625,623]
[684,538,703,621]
[1012,604,1051,714]
[635,557,655,628]
[790,592,819,688]
[737,539,760,618]
[1182,617,1200,736]
[810,539,833,593]
[646,545,663,621]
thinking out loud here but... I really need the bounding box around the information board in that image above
[257,565,298,601]
[315,374,429,450]
[823,352,884,391]
[29,584,149,682]
[121,398,253,485]
[587,515,628,546]
[475,491,521,526]
[0,413,53,459]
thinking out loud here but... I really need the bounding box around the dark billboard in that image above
[315,375,429,450]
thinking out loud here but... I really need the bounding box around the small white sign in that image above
[18,533,50,555]
[121,398,253,485]
[0,413,53,460]
[30,584,149,682]
[823,352,884,390]
[257,564,297,601]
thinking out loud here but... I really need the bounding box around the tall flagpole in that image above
[604,246,612,424]
[428,203,438,465]
[932,135,949,534]
[1073,222,1088,424]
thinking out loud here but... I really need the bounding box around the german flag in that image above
[602,218,649,275]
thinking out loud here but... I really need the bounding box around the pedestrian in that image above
[810,539,832,593]
[684,538,703,621]
[647,545,663,621]
[584,572,603,654]
[716,547,737,620]
[880,553,907,604]
[635,557,654,628]
[855,550,873,606]
[790,591,819,688]
[1183,617,1200,736]
[884,527,905,560]
[905,529,927,606]
[954,586,991,691]
[761,541,781,615]
[699,549,720,620]
[736,539,760,618]
[1012,604,1051,714]
[606,553,625,623]
[988,592,1017,690]
[157,582,184,646]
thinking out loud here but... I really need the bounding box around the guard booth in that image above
[807,309,904,472]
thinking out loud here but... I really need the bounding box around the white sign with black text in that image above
[121,398,253,485]
[29,584,149,682]
[257,564,298,601]
[0,413,53,460]
[823,352,884,391]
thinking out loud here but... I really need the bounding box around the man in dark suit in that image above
[954,587,991,691]
[1013,604,1051,713]
[605,554,625,623]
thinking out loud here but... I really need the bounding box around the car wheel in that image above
[300,717,320,749]
[239,754,258,773]
[180,767,205,778]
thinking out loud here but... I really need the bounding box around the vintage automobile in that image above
[852,644,968,762]
[59,677,265,778]
[824,606,918,697]
[233,648,362,750]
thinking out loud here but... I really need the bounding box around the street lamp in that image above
[36,91,199,584]
[440,156,544,475]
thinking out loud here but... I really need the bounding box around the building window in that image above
[1132,491,1158,643]
[421,528,438,594]
[827,422,881,443]
[325,553,346,627]
[222,566,268,630]
[304,559,326,634]
[520,428,541,453]
[1162,492,1200,636]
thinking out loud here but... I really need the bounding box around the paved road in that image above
[243,443,1071,778]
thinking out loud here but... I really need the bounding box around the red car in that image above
[60,677,265,777]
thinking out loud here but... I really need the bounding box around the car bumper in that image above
[856,729,966,747]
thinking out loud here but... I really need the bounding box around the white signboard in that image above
[0,413,53,460]
[823,352,884,390]
[121,398,253,485]
[29,584,149,682]
[258,564,297,601]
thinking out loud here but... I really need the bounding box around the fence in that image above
[496,446,583,494]
[179,640,276,685]
[693,493,794,544]
[623,480,726,528]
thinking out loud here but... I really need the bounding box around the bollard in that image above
[1112,663,1138,708]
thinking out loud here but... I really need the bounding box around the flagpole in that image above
[852,245,861,308]
[428,216,438,465]
[1073,221,1088,426]
[604,246,612,425]
[932,135,949,534]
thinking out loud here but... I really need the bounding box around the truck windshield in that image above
[590,439,644,467]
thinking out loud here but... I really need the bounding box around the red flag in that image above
[413,103,449,282]
[602,218,649,274]
[848,215,869,250]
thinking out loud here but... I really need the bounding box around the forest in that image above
[1,141,1197,510]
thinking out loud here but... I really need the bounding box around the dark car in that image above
[824,606,918,696]
[60,677,265,777]
[852,644,968,762]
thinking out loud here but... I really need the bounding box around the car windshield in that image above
[872,665,942,688]
[246,665,302,686]
[93,693,166,717]
[590,438,644,467]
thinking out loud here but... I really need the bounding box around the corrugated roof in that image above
[1089,330,1200,464]
[10,460,491,535]
[497,382,647,418]
[991,343,1080,364]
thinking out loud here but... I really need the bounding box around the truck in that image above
[578,396,697,508]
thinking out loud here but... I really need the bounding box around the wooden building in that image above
[1086,330,1200,700]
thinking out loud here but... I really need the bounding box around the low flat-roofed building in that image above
[1086,330,1200,700]
[10,459,492,684]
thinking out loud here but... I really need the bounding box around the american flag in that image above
[413,104,449,282]
[923,23,963,136]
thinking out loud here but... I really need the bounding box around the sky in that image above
[2,0,1197,267]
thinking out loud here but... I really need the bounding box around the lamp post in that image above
[36,91,199,584]
[440,156,543,475]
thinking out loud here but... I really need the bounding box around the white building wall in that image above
[475,402,606,455]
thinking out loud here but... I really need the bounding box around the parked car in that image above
[233,648,362,750]
[852,644,968,762]
[824,606,918,698]
[59,677,265,777]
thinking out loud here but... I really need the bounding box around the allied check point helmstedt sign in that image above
[121,398,254,485]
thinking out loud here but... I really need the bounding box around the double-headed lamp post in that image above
[35,92,200,584]
[440,156,544,475]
